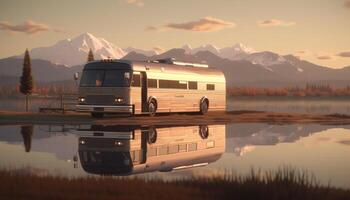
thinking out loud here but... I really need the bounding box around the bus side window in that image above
[148,79,158,88]
[159,80,187,89]
[189,81,198,90]
[206,84,215,90]
[131,74,141,87]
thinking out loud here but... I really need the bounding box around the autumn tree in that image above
[20,49,34,112]
[87,48,94,62]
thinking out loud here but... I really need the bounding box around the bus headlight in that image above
[115,141,124,146]
[78,97,86,102]
[115,98,124,103]
[79,139,86,145]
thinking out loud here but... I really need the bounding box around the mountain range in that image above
[1,32,349,87]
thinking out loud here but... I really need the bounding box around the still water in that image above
[1,97,350,114]
[0,123,349,189]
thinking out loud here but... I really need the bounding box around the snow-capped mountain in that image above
[123,47,159,57]
[23,32,291,68]
[28,33,126,67]
[181,44,193,54]
[178,43,291,67]
[191,44,221,56]
[220,43,255,60]
[180,43,258,62]
[244,51,286,67]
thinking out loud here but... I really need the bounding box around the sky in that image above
[0,0,349,68]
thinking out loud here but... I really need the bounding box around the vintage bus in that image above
[76,58,226,117]
[74,124,225,175]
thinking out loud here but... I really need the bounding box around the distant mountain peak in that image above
[28,33,126,66]
[123,47,158,57]
[232,43,255,53]
[181,44,193,54]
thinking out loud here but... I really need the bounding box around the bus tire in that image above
[147,127,157,144]
[91,112,104,118]
[199,125,209,139]
[199,99,209,115]
[148,100,157,117]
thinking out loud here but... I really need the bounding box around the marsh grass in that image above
[0,167,349,200]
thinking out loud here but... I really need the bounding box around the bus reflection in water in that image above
[75,125,225,175]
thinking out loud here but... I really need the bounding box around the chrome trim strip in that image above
[76,104,133,113]
[73,131,134,139]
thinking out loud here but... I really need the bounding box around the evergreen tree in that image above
[87,48,94,62]
[20,49,34,112]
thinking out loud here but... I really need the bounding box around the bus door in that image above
[141,72,148,112]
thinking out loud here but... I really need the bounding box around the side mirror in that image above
[73,72,79,81]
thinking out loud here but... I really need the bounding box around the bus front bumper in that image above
[76,104,134,114]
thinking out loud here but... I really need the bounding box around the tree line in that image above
[227,84,350,97]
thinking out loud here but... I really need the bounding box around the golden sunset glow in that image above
[0,0,349,68]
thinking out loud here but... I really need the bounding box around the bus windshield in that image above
[80,69,131,87]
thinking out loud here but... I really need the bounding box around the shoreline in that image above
[0,167,349,200]
[1,110,350,126]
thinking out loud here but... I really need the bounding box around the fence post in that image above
[60,94,64,114]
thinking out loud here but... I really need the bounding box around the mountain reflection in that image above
[226,124,350,156]
[75,125,226,176]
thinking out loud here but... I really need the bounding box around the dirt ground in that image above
[1,110,350,126]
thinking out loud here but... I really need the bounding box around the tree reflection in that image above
[20,125,34,152]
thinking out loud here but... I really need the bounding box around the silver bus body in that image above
[76,59,226,116]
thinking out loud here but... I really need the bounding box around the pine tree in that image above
[20,49,34,112]
[87,48,94,62]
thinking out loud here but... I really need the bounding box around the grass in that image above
[0,167,349,200]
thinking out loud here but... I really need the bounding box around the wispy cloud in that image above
[145,25,158,31]
[125,0,144,7]
[293,49,312,59]
[295,49,311,55]
[344,0,350,9]
[257,19,296,27]
[337,51,350,57]
[316,56,332,60]
[164,16,236,32]
[0,20,60,35]
[316,53,333,60]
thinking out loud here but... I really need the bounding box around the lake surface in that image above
[0,123,349,189]
[1,96,350,114]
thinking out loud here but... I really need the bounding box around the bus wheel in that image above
[147,127,157,144]
[148,100,157,117]
[200,99,208,115]
[91,112,104,118]
[199,125,209,139]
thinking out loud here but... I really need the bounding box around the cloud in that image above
[345,0,350,9]
[337,51,350,57]
[293,50,312,59]
[295,49,312,55]
[0,20,59,35]
[145,25,158,31]
[164,16,235,32]
[316,54,333,60]
[257,19,296,27]
[125,0,144,7]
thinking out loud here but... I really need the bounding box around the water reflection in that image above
[75,125,225,175]
[225,124,350,156]
[20,125,34,152]
[0,123,349,188]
